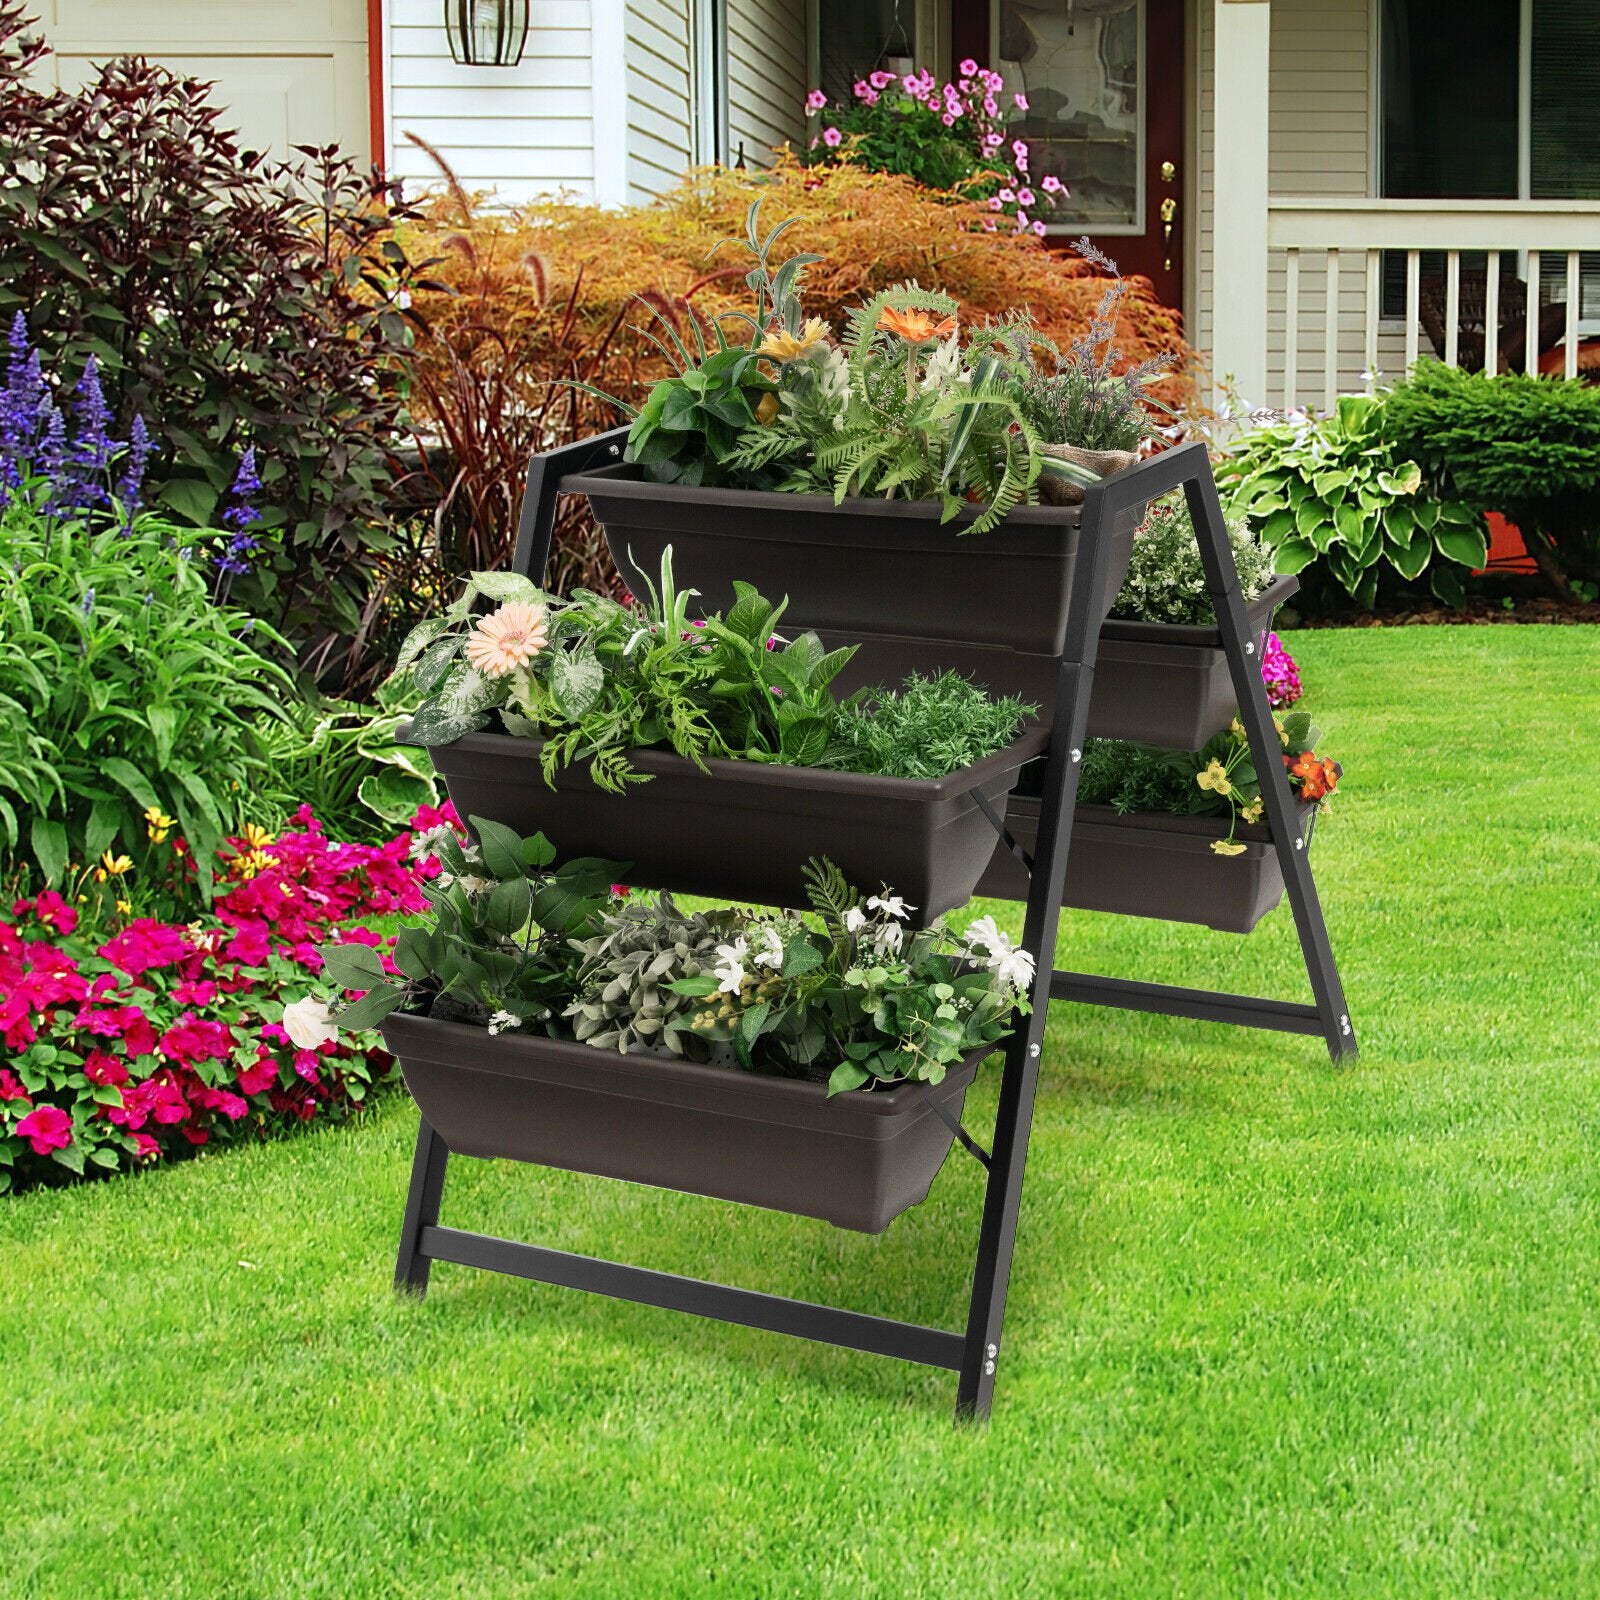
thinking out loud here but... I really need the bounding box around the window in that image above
[816,0,919,105]
[1380,0,1600,321]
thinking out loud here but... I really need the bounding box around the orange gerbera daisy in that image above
[877,306,958,344]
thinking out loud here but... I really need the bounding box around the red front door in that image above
[952,0,1186,306]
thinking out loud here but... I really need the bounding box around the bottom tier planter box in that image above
[976,795,1317,933]
[382,1015,985,1234]
[419,725,1049,925]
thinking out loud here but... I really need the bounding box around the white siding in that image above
[1196,0,1374,402]
[387,0,597,203]
[726,0,808,167]
[625,0,695,202]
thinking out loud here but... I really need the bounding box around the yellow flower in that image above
[241,822,275,852]
[1240,797,1264,824]
[1196,760,1232,797]
[1273,714,1289,748]
[99,850,133,878]
[754,391,780,425]
[1211,839,1248,857]
[144,805,177,843]
[756,317,829,362]
[115,899,131,915]
[1229,717,1246,739]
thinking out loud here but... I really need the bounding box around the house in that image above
[33,0,1600,406]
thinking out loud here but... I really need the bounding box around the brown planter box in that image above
[382,1014,985,1234]
[420,726,1049,925]
[567,463,1141,659]
[977,794,1318,933]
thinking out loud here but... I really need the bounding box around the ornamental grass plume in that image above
[464,599,549,676]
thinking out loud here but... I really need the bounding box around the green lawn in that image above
[4,626,1598,1599]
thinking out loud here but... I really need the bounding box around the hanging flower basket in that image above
[382,1014,985,1233]
[977,793,1321,934]
[419,724,1049,925]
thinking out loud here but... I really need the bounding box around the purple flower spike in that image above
[70,356,114,504]
[115,414,152,528]
[223,446,263,531]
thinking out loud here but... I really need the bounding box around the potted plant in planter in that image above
[562,207,1168,681]
[395,551,1045,922]
[978,710,1341,933]
[325,835,1033,1232]
[1089,495,1301,745]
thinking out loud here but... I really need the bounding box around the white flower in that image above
[752,927,785,970]
[920,333,963,392]
[713,937,749,995]
[282,996,338,1050]
[871,921,904,958]
[408,824,453,863]
[988,944,1036,990]
[867,890,914,922]
[844,907,868,934]
[487,1009,522,1036]
[455,874,492,896]
[963,914,1003,955]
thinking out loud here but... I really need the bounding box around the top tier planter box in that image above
[566,463,1143,660]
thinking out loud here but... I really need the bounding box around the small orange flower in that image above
[876,306,958,345]
[755,391,780,425]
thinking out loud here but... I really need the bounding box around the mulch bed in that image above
[1290,597,1600,629]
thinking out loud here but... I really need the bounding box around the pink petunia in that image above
[806,89,827,112]
[1033,220,1047,236]
[16,1104,72,1155]
[84,1050,129,1088]
[942,112,955,125]
[822,126,842,148]
[959,57,978,77]
[157,1013,235,1067]
[1017,187,1035,207]
[1014,92,1029,111]
[1041,173,1063,194]
[983,97,998,117]
[869,70,892,89]
[99,919,190,980]
[988,196,1004,211]
[131,1132,160,1160]
[998,187,1015,203]
[236,1053,279,1097]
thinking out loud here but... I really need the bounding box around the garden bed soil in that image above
[382,1014,986,1233]
[417,724,1050,924]
[977,794,1320,933]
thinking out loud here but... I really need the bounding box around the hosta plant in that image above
[1079,709,1340,856]
[326,844,1032,1096]
[1217,395,1488,609]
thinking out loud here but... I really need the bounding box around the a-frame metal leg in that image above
[956,478,1120,1423]
[1181,470,1357,1063]
[395,1117,450,1297]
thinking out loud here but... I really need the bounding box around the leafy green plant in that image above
[1216,394,1487,610]
[318,817,626,1035]
[828,672,1034,779]
[1111,495,1277,626]
[1079,710,1340,856]
[0,498,293,901]
[1379,360,1600,601]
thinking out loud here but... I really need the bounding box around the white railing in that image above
[1264,198,1600,412]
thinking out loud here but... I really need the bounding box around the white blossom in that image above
[713,937,749,995]
[282,996,338,1050]
[408,824,454,863]
[752,926,785,969]
[487,1009,523,1036]
[988,944,1036,990]
[867,890,914,922]
[871,921,904,958]
[919,333,963,392]
[844,907,868,934]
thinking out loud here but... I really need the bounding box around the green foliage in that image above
[250,678,440,845]
[320,820,626,1035]
[0,11,433,661]
[1217,393,1488,611]
[395,550,1034,786]
[0,499,293,901]
[1379,360,1600,598]
[1111,495,1277,625]
[828,671,1035,779]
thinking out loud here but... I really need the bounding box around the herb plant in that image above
[1216,394,1487,610]
[1111,496,1276,626]
[828,672,1035,779]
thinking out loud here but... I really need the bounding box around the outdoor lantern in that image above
[443,0,530,67]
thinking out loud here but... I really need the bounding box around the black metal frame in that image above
[395,432,1355,1424]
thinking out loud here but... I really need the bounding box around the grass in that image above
[3,625,1598,1599]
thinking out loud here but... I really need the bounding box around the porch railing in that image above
[1263,198,1600,412]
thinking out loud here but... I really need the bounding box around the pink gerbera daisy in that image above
[465,600,549,677]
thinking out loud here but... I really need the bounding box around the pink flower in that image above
[0,1067,31,1105]
[1017,187,1035,207]
[158,1013,235,1067]
[131,1132,160,1160]
[959,57,978,76]
[988,196,1004,211]
[806,89,827,111]
[983,97,998,117]
[1016,211,1030,229]
[941,112,955,126]
[869,70,892,89]
[16,1104,72,1155]
[173,979,217,1007]
[237,1053,279,1097]
[1013,138,1028,158]
[822,127,842,148]
[997,187,1015,203]
[1033,220,1047,236]
[981,218,997,232]
[902,75,919,93]
[464,600,548,678]
[1014,92,1029,111]
[1041,173,1063,194]
[99,919,190,980]
[84,1050,129,1088]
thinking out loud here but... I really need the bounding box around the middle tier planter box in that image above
[419,725,1050,925]
[567,463,1143,659]
[977,793,1319,933]
[382,1014,986,1233]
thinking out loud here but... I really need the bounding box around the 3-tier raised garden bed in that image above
[383,1014,985,1233]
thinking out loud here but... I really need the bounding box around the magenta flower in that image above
[869,70,892,89]
[983,96,998,117]
[1017,187,1035,207]
[960,57,978,76]
[806,89,827,112]
[1014,92,1029,111]
[1261,633,1303,708]
[822,126,842,148]
[988,196,1004,211]
[998,187,1015,202]
[1041,173,1063,194]
[16,1104,72,1155]
[942,112,956,126]
[1012,138,1028,158]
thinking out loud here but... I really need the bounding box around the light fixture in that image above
[443,0,530,67]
